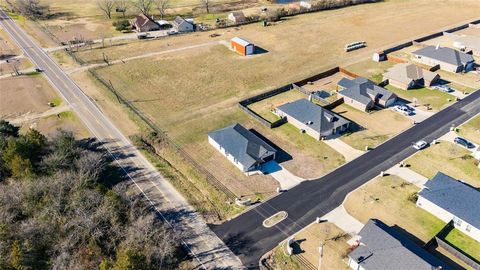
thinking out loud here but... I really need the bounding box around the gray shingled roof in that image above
[384,63,439,85]
[277,99,350,134]
[412,46,474,66]
[338,77,395,105]
[208,123,276,171]
[418,172,480,229]
[349,219,449,270]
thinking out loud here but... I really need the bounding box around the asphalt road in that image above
[0,9,244,269]
[213,89,480,268]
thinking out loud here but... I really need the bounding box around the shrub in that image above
[113,19,131,32]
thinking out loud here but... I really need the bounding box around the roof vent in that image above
[435,44,440,50]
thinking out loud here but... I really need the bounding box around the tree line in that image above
[0,121,189,270]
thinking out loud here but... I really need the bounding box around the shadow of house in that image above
[248,128,293,163]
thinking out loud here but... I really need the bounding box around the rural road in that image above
[213,88,480,268]
[0,9,244,270]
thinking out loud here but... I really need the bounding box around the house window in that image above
[453,216,463,227]
[466,224,472,232]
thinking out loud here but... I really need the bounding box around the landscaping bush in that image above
[113,19,131,32]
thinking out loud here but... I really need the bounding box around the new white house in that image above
[417,172,480,242]
[208,123,276,173]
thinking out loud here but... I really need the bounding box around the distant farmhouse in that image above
[208,123,276,173]
[275,99,350,140]
[131,14,160,32]
[337,77,397,111]
[412,45,475,73]
[348,219,449,270]
[172,16,194,33]
[417,172,480,242]
[453,35,480,56]
[383,63,440,90]
[227,11,246,24]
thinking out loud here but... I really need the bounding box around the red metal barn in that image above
[231,37,254,56]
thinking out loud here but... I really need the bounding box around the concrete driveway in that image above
[386,164,428,188]
[439,130,479,153]
[321,205,364,238]
[261,161,305,190]
[323,138,365,161]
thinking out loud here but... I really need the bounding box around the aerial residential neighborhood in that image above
[0,0,479,269]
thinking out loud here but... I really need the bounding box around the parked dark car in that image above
[454,137,475,149]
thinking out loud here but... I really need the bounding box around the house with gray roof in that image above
[417,172,480,242]
[383,63,440,90]
[172,16,194,33]
[348,219,449,270]
[412,45,475,73]
[275,99,350,140]
[337,77,397,111]
[208,123,276,173]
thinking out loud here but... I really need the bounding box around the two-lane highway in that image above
[213,88,480,268]
[0,9,244,270]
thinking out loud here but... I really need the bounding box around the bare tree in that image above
[131,0,154,16]
[201,0,210,14]
[17,0,47,18]
[116,0,129,17]
[97,0,115,19]
[155,0,169,19]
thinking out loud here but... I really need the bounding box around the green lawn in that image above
[272,123,345,170]
[457,115,480,145]
[345,175,446,243]
[385,84,454,111]
[343,59,395,83]
[444,228,480,262]
[406,142,480,187]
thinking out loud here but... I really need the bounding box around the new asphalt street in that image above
[0,9,244,269]
[212,88,480,268]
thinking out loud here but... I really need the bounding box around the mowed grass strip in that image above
[344,175,446,243]
[406,142,480,187]
[457,115,480,145]
[444,228,480,262]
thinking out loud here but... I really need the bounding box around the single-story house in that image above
[412,45,475,73]
[227,11,246,24]
[275,99,351,140]
[348,219,449,270]
[130,14,160,32]
[231,37,255,56]
[453,35,480,56]
[417,172,480,242]
[337,77,397,111]
[172,16,194,33]
[383,63,440,90]
[208,123,276,173]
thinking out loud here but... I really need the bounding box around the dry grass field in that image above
[73,0,480,198]
[0,76,58,118]
[332,104,412,150]
[19,111,89,139]
[457,114,480,145]
[406,142,480,187]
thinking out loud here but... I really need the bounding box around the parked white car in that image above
[413,140,428,150]
[393,105,412,116]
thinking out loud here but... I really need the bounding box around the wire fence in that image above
[87,69,237,201]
